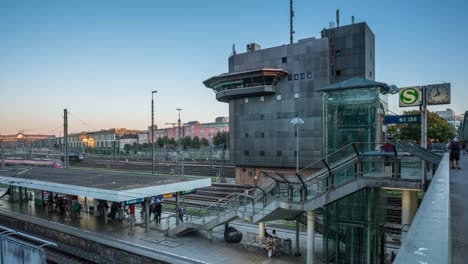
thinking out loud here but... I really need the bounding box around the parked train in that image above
[3,159,64,169]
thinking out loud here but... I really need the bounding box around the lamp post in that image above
[290,117,305,172]
[151,90,157,175]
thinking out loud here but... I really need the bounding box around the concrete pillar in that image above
[259,222,265,239]
[145,198,150,232]
[207,229,213,241]
[306,211,315,264]
[295,220,301,256]
[401,190,418,240]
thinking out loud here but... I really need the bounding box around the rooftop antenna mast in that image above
[290,0,294,44]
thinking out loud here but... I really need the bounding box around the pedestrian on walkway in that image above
[448,138,461,170]
[176,205,185,224]
[155,202,162,224]
[128,204,136,235]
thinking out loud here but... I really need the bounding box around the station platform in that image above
[0,192,321,263]
[450,153,468,264]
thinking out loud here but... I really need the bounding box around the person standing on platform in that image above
[155,202,162,224]
[28,192,33,207]
[176,205,185,224]
[448,138,461,170]
[128,204,136,235]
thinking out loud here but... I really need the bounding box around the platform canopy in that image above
[0,167,211,202]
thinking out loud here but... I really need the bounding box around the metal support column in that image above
[420,86,427,189]
[175,192,180,225]
[259,222,265,239]
[145,198,150,232]
[307,211,315,264]
[295,220,301,256]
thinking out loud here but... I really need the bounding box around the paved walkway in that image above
[450,152,468,264]
[0,195,322,263]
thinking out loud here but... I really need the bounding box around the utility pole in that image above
[151,90,157,175]
[176,108,183,175]
[1,140,5,168]
[64,109,69,169]
[290,0,294,44]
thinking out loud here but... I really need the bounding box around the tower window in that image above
[294,93,300,99]
[245,133,249,138]
[300,73,305,79]
[336,70,341,76]
[244,150,249,156]
[307,72,313,79]
[260,96,264,102]
[259,150,265,156]
[288,75,293,81]
[276,95,282,101]
[245,98,249,103]
[277,151,282,156]
[282,57,287,63]
[294,74,299,80]
[261,132,265,138]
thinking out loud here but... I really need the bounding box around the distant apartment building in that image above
[0,133,56,149]
[204,22,375,182]
[149,117,229,143]
[61,128,144,152]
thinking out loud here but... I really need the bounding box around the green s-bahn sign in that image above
[399,86,421,107]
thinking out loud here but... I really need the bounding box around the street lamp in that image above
[176,108,183,175]
[151,90,157,175]
[290,117,304,172]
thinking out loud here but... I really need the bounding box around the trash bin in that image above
[282,238,292,256]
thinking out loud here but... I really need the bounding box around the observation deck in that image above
[203,68,289,102]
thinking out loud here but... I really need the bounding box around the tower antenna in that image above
[290,0,294,44]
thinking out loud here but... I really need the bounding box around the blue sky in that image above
[1,0,467,135]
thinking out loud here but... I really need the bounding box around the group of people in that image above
[139,201,163,223]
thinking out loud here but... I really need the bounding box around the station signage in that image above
[180,189,196,195]
[399,86,421,107]
[384,115,420,124]
[123,198,144,206]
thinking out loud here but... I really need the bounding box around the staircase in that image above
[167,142,441,237]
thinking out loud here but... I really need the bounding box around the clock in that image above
[426,83,450,105]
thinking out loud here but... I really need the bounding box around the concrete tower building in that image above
[204,22,375,183]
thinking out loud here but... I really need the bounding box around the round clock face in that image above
[427,84,450,105]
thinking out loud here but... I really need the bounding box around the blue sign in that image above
[123,198,144,206]
[384,115,420,124]
[180,189,196,195]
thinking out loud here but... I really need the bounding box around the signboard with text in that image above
[123,198,144,206]
[384,115,420,124]
[399,86,421,107]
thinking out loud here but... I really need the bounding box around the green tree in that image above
[388,110,455,143]
[192,136,201,149]
[168,138,176,145]
[123,144,131,154]
[132,142,138,154]
[156,137,165,148]
[213,131,229,146]
[200,137,209,147]
[182,136,192,149]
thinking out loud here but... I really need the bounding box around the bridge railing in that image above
[394,154,450,263]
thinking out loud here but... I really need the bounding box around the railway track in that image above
[71,159,236,178]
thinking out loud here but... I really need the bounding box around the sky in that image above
[1,0,467,135]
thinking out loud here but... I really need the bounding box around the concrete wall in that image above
[321,22,375,83]
[0,212,170,264]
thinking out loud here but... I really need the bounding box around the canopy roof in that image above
[0,167,211,202]
[317,77,389,92]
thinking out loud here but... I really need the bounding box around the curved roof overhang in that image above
[203,68,289,88]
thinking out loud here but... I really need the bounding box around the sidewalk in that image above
[0,196,320,263]
[450,153,468,264]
